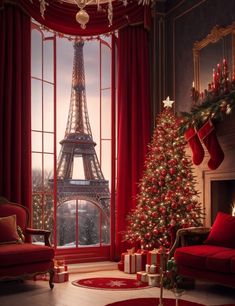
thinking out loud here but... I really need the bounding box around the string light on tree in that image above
[124,99,204,250]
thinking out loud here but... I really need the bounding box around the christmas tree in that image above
[124,98,204,250]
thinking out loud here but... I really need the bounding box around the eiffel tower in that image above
[51,41,110,217]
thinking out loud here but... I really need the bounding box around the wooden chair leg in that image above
[49,269,54,289]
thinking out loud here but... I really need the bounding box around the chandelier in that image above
[35,0,154,30]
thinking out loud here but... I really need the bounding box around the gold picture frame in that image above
[193,22,235,92]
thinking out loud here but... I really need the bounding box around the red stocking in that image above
[184,126,204,165]
[197,120,224,170]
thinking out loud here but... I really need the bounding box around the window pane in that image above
[101,215,110,245]
[32,193,43,229]
[44,133,54,153]
[43,83,54,132]
[101,140,111,185]
[32,131,42,152]
[31,29,42,79]
[101,42,111,89]
[44,193,54,239]
[101,89,111,139]
[57,200,76,248]
[43,153,54,181]
[32,159,42,190]
[43,39,54,82]
[78,200,100,246]
[31,79,42,130]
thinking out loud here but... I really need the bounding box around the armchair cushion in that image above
[174,244,235,274]
[0,243,54,267]
[0,215,22,244]
[204,212,235,248]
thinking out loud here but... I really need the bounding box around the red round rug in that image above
[72,277,151,290]
[105,298,206,306]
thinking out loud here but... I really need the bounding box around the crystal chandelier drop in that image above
[35,0,154,30]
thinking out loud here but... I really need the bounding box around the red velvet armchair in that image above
[0,197,55,289]
[169,212,235,288]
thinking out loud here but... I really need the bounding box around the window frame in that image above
[31,22,117,263]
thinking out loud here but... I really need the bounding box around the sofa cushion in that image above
[0,215,22,244]
[205,249,235,273]
[175,245,223,269]
[204,212,235,248]
[0,243,54,267]
[174,244,235,273]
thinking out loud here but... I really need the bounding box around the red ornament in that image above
[161,169,167,177]
[145,232,151,240]
[171,202,177,209]
[151,186,158,193]
[151,211,158,218]
[153,228,159,235]
[158,180,165,187]
[169,167,176,175]
[186,204,192,212]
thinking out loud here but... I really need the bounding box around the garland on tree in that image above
[123,99,204,250]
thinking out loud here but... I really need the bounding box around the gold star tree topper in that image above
[163,96,174,108]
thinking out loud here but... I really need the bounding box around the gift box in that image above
[135,253,146,271]
[124,254,136,273]
[53,259,69,283]
[124,252,146,274]
[119,248,135,271]
[54,265,68,273]
[136,271,148,283]
[147,249,161,265]
[147,248,168,271]
[118,261,124,271]
[149,264,157,274]
[54,271,69,283]
[148,273,161,287]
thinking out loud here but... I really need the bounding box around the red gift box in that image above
[147,248,169,273]
[54,271,69,283]
[135,253,146,271]
[147,249,161,265]
[118,261,124,271]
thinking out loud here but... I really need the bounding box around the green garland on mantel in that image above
[179,89,235,135]
[179,58,235,135]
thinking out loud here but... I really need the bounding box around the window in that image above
[31,23,115,261]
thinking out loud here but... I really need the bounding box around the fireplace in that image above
[211,179,235,222]
[190,112,235,227]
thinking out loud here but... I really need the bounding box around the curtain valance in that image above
[1,0,150,36]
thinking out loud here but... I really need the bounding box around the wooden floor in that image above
[0,265,235,306]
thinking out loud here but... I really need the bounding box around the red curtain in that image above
[115,25,151,258]
[0,3,31,211]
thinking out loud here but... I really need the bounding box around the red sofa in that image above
[170,212,235,288]
[0,197,55,288]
